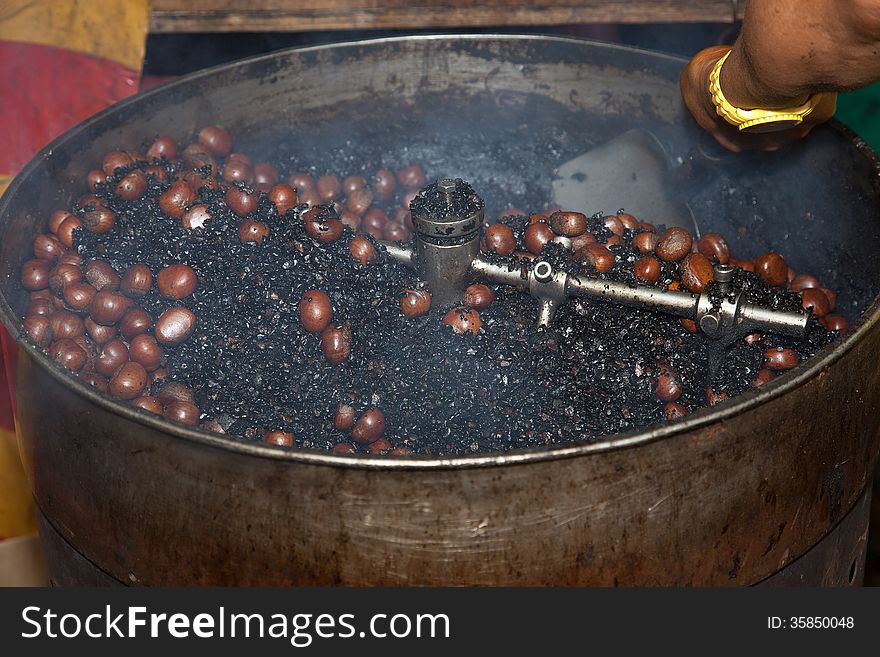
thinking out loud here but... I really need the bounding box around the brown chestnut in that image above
[549,211,588,237]
[147,136,177,160]
[253,162,279,191]
[655,227,693,262]
[633,256,661,284]
[180,144,217,176]
[56,216,83,248]
[349,235,377,265]
[316,175,342,201]
[299,290,332,333]
[366,437,392,454]
[119,308,153,339]
[82,207,116,234]
[239,219,270,244]
[156,381,195,406]
[48,263,83,296]
[401,289,431,317]
[59,253,83,267]
[89,291,130,325]
[334,403,356,431]
[801,288,830,318]
[751,368,776,387]
[84,317,116,344]
[95,338,129,377]
[754,252,788,287]
[225,186,259,217]
[78,194,107,210]
[303,208,343,244]
[372,169,396,201]
[159,181,196,218]
[157,264,197,300]
[396,165,427,190]
[383,221,410,241]
[49,310,84,339]
[26,297,55,317]
[464,284,495,310]
[332,442,356,454]
[163,400,200,425]
[601,214,624,237]
[320,325,351,365]
[198,125,233,157]
[579,244,615,273]
[263,431,295,447]
[352,408,386,444]
[289,172,315,193]
[102,150,133,175]
[81,372,110,392]
[221,159,253,184]
[87,168,108,192]
[617,212,640,230]
[23,316,53,346]
[63,282,97,312]
[120,264,152,297]
[132,396,164,414]
[143,165,168,182]
[361,209,386,239]
[49,338,87,372]
[485,223,516,256]
[49,210,75,234]
[821,288,836,312]
[269,184,297,216]
[763,346,799,370]
[442,307,481,336]
[821,315,849,332]
[227,152,252,166]
[33,234,65,261]
[347,187,374,216]
[664,402,688,420]
[523,222,555,255]
[697,232,730,265]
[342,175,366,195]
[84,260,120,292]
[115,170,148,201]
[679,252,714,293]
[21,259,51,290]
[790,274,821,292]
[154,307,196,345]
[705,387,729,406]
[654,364,682,402]
[632,231,658,255]
[129,334,163,371]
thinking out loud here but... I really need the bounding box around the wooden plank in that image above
[149,1,744,33]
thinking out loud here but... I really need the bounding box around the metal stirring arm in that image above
[377,177,809,343]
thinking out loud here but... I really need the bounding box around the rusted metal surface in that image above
[1,36,879,585]
[758,485,871,587]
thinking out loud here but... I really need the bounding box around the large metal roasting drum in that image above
[1,36,879,586]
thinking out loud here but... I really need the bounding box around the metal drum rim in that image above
[1,34,878,470]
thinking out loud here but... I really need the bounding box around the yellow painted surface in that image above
[0,0,151,71]
[0,425,34,539]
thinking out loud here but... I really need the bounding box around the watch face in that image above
[741,119,803,133]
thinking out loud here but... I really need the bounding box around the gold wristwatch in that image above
[708,50,827,133]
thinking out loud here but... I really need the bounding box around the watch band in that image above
[708,50,823,133]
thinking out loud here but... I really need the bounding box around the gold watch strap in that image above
[708,50,821,132]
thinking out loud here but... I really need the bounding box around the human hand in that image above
[680,45,837,153]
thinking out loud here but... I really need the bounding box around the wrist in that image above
[719,44,810,110]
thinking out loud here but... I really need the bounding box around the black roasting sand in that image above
[33,153,835,455]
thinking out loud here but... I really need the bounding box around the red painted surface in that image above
[0,39,139,438]
[0,40,138,174]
